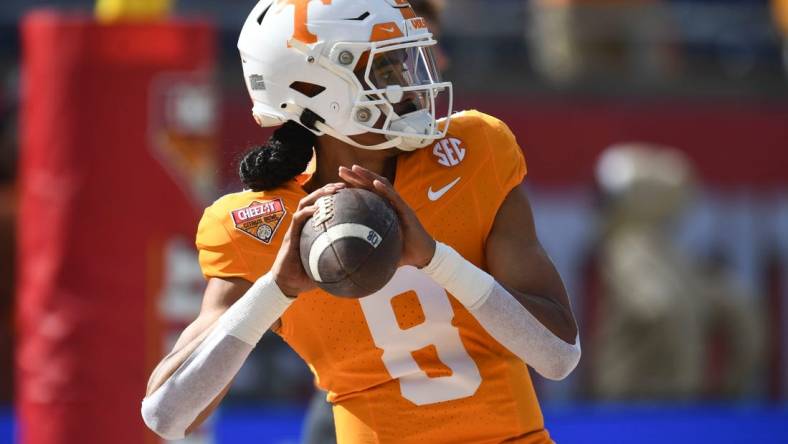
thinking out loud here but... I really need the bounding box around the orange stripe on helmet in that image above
[273,0,332,45]
[399,6,416,19]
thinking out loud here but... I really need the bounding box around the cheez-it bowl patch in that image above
[231,198,287,244]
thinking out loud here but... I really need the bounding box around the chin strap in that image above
[279,101,406,151]
[314,120,404,151]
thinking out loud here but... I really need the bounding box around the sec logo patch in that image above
[231,198,287,244]
[433,138,466,167]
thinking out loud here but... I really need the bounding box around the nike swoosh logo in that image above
[382,26,396,33]
[427,177,461,201]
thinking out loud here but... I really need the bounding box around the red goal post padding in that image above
[17,12,216,444]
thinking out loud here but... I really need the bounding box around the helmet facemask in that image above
[321,32,452,151]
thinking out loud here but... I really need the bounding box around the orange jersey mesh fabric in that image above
[196,111,551,444]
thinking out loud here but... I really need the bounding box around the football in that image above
[299,188,402,298]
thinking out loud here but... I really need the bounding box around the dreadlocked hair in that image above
[239,120,315,191]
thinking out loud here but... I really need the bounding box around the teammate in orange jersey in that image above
[141,1,580,443]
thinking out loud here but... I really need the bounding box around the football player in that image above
[141,1,580,443]
[299,2,446,442]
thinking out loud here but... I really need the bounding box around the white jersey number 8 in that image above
[359,266,482,405]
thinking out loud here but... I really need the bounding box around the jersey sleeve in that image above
[195,207,253,280]
[485,116,527,195]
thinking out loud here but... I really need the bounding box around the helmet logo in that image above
[273,0,332,44]
[370,22,404,41]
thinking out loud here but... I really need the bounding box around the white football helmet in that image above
[238,0,452,151]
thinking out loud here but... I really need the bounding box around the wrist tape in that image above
[422,242,496,309]
[216,272,293,345]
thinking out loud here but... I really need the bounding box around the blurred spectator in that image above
[773,0,788,76]
[526,0,676,84]
[413,0,449,72]
[589,144,763,400]
[0,56,17,404]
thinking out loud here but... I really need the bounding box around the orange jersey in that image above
[196,110,551,444]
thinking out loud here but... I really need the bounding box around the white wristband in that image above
[422,242,495,309]
[215,272,293,345]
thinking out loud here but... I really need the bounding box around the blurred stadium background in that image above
[1,0,788,443]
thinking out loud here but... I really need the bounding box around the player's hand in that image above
[338,165,436,268]
[271,182,346,297]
